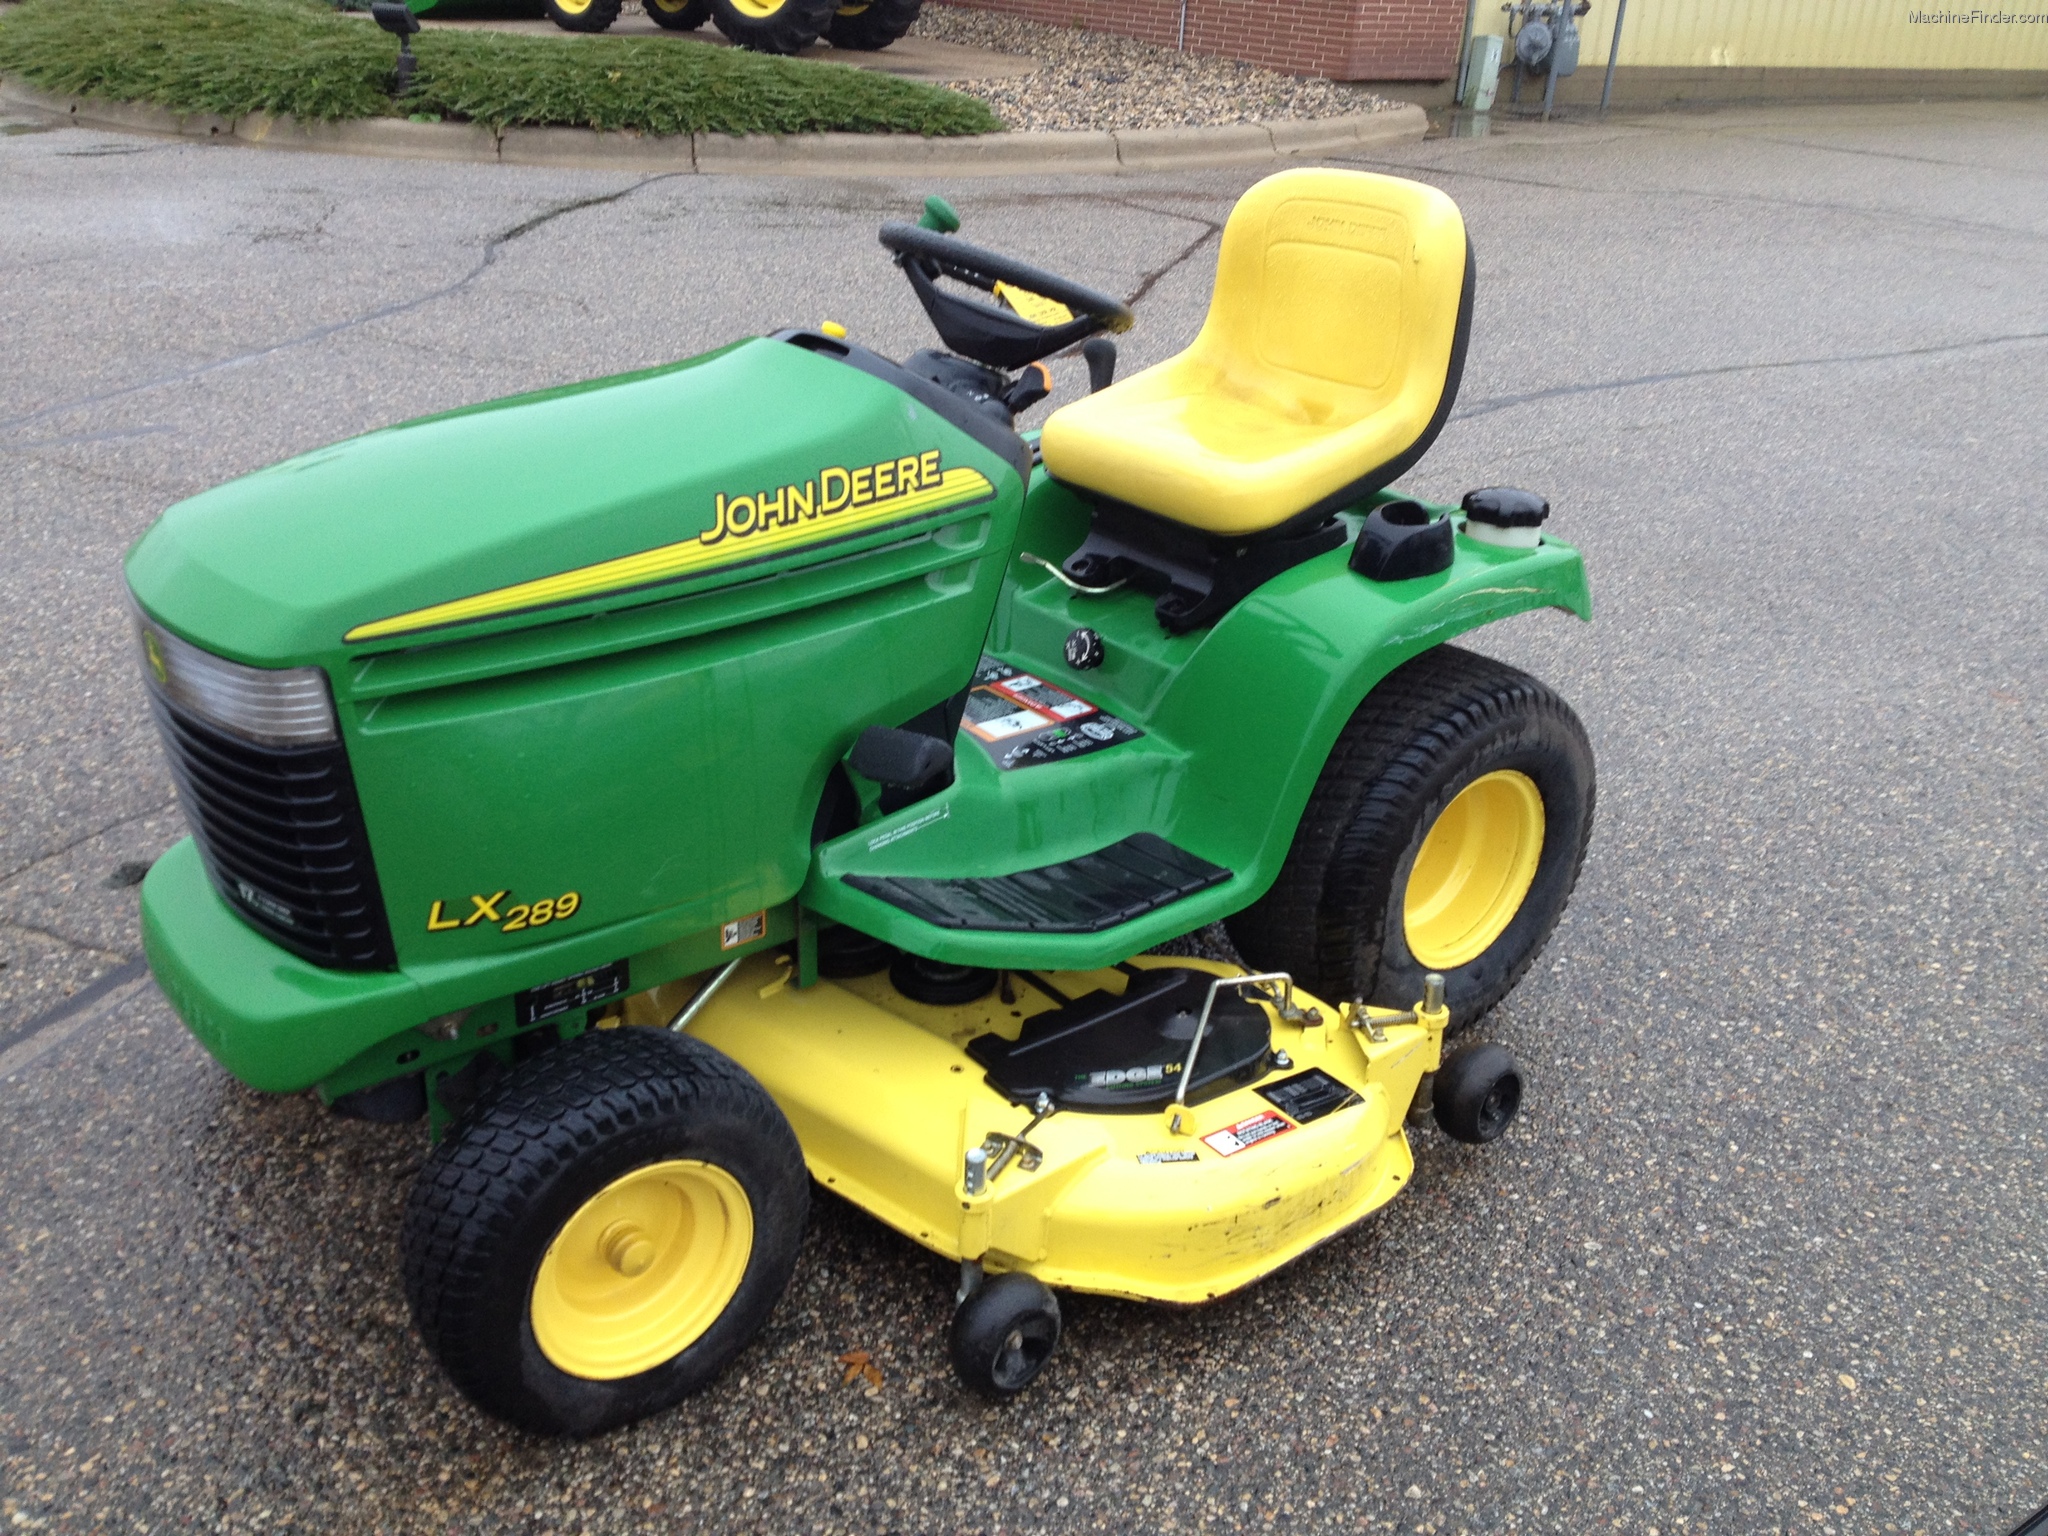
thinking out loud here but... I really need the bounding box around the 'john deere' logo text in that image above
[703,450,946,546]
[341,448,995,644]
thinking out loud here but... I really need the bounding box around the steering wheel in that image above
[880,222,1135,372]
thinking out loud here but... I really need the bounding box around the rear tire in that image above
[710,0,834,52]
[1226,644,1594,1029]
[826,0,920,49]
[643,0,712,27]
[545,0,622,30]
[401,1028,808,1436]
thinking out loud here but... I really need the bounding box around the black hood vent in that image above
[146,692,397,971]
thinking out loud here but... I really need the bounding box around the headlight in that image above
[134,611,336,746]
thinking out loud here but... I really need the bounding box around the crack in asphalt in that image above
[1452,328,2048,421]
[0,174,684,441]
[0,956,149,1062]
[1121,211,1224,309]
[1718,132,2048,179]
[0,423,176,455]
[0,916,134,965]
[0,797,179,888]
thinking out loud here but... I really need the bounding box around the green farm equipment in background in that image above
[404,0,928,52]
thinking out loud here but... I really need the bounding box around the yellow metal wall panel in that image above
[1474,1,2048,72]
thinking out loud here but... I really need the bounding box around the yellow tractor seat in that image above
[1040,168,1474,543]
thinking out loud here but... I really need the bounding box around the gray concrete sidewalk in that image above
[2,97,2045,1536]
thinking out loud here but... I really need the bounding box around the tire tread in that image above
[400,1028,806,1434]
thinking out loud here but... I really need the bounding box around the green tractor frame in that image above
[129,170,1594,1433]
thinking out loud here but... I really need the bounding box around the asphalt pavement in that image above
[2,98,2045,1536]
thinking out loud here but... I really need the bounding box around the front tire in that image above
[1227,644,1594,1028]
[826,0,921,49]
[710,0,835,53]
[400,1027,808,1436]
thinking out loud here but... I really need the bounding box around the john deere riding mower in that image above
[537,0,921,54]
[129,169,1594,1434]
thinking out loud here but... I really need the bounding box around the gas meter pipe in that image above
[1600,0,1628,112]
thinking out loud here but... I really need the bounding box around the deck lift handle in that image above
[1167,973,1317,1132]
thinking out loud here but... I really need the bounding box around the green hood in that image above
[126,337,1000,666]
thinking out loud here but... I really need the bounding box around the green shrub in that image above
[0,0,1003,134]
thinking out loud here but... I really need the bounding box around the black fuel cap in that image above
[1461,487,1551,528]
[1064,627,1105,670]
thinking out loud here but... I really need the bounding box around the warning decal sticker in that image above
[720,910,767,949]
[963,656,1142,770]
[1202,1110,1295,1158]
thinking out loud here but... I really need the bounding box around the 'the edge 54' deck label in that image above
[428,890,580,935]
[345,450,995,643]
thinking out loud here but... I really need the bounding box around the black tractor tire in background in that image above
[710,0,835,53]
[826,0,921,49]
[544,0,623,31]
[400,1027,808,1436]
[1226,644,1594,1030]
[643,0,713,27]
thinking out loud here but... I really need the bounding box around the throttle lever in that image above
[1001,362,1052,416]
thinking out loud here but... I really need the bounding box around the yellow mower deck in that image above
[625,955,1446,1304]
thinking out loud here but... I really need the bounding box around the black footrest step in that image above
[845,833,1230,934]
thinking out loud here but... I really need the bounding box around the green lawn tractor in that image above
[534,0,922,53]
[129,168,1595,1435]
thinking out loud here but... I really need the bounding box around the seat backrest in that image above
[1188,167,1472,496]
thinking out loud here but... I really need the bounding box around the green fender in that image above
[805,479,1591,968]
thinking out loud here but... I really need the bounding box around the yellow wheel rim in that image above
[648,0,689,11]
[555,0,594,14]
[727,0,786,15]
[836,3,871,12]
[530,1159,754,1381]
[1403,769,1545,970]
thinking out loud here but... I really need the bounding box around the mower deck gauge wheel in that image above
[951,1272,1062,1396]
[1433,1042,1524,1144]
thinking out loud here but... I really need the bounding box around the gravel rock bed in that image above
[911,4,1390,132]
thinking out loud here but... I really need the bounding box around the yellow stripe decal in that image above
[345,464,995,644]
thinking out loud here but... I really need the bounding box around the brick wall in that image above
[938,0,1469,81]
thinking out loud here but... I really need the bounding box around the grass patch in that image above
[0,0,1003,134]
